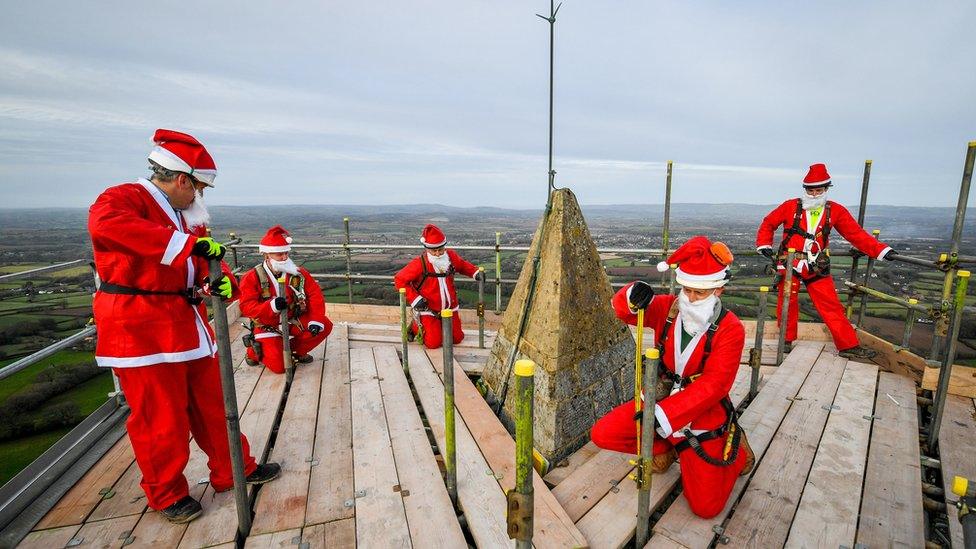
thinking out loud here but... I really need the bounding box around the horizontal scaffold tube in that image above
[0,325,97,381]
[843,280,931,315]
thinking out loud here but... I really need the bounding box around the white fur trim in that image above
[878,246,892,260]
[411,295,424,307]
[285,236,293,244]
[96,306,214,367]
[656,261,670,272]
[756,245,772,252]
[161,232,189,266]
[308,321,325,330]
[421,237,447,248]
[270,297,283,313]
[191,168,216,186]
[259,244,292,253]
[674,267,728,289]
[148,146,192,173]
[802,179,831,187]
[654,405,673,438]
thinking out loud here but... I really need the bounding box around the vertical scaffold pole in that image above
[442,310,458,506]
[928,270,970,452]
[856,229,881,328]
[279,277,294,382]
[478,267,486,349]
[749,286,769,400]
[902,298,918,350]
[777,250,796,366]
[846,160,872,318]
[229,232,239,271]
[662,160,673,286]
[495,232,503,313]
[931,141,975,361]
[399,288,409,373]
[636,348,660,547]
[344,217,353,304]
[668,264,677,295]
[208,258,251,538]
[509,359,535,549]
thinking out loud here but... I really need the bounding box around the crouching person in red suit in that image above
[393,224,484,348]
[239,225,332,374]
[756,163,897,360]
[88,129,279,524]
[591,236,755,519]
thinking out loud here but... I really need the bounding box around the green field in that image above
[0,427,73,486]
[0,350,96,403]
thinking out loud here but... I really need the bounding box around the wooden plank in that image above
[17,525,80,549]
[250,342,326,535]
[33,436,135,529]
[855,372,925,549]
[348,331,493,349]
[425,347,588,549]
[553,449,635,522]
[178,368,287,548]
[544,441,602,487]
[302,518,355,548]
[348,322,494,338]
[305,325,355,525]
[922,363,976,398]
[327,303,502,331]
[407,344,513,548]
[244,527,302,548]
[649,342,826,549]
[856,328,932,383]
[936,394,976,549]
[373,346,466,548]
[718,353,848,548]
[743,320,833,342]
[348,347,412,548]
[785,360,878,548]
[67,514,139,549]
[575,365,753,548]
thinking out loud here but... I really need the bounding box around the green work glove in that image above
[192,237,226,260]
[213,275,233,300]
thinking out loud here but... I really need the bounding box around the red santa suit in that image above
[756,164,892,351]
[590,237,748,519]
[88,130,256,511]
[392,224,479,349]
[239,226,332,374]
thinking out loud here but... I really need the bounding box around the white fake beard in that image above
[678,291,718,335]
[180,194,211,230]
[269,257,300,276]
[801,190,827,210]
[427,252,451,273]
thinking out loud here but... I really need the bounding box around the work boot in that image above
[160,496,203,524]
[245,357,260,366]
[782,341,794,353]
[838,346,878,360]
[294,354,314,364]
[651,448,677,474]
[246,462,282,485]
[739,431,756,476]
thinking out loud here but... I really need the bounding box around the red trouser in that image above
[412,313,464,349]
[591,399,746,519]
[113,356,257,510]
[247,328,328,374]
[776,274,859,351]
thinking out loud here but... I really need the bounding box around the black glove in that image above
[759,247,775,259]
[272,296,287,312]
[884,250,899,261]
[632,409,660,430]
[629,281,654,310]
[413,297,429,312]
[191,237,226,260]
[308,324,322,336]
[474,270,486,282]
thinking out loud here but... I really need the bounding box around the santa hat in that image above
[147,129,218,187]
[259,225,293,253]
[802,163,832,189]
[655,236,733,289]
[420,224,447,248]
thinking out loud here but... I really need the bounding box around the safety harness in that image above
[412,254,455,295]
[777,198,833,283]
[656,300,743,467]
[243,264,307,356]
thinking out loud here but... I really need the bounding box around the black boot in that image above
[294,354,314,364]
[245,357,260,366]
[246,462,282,485]
[161,496,203,524]
[838,345,878,360]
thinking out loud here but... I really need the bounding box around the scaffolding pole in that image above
[928,270,970,452]
[846,160,873,318]
[344,217,353,304]
[776,250,797,365]
[856,229,881,327]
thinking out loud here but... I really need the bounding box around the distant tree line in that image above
[0,360,103,442]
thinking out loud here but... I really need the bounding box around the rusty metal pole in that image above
[661,160,673,286]
[279,277,294,382]
[856,229,881,328]
[495,232,503,313]
[667,264,676,295]
[928,270,970,452]
[399,288,409,373]
[902,298,918,350]
[635,348,660,547]
[846,160,872,318]
[749,286,769,400]
[508,359,535,549]
[442,310,458,506]
[777,250,797,365]
[343,217,353,304]
[478,267,486,349]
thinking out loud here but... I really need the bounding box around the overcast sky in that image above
[1,1,973,209]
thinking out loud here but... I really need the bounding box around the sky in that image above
[0,1,974,209]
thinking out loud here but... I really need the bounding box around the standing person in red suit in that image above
[393,224,484,348]
[239,226,332,373]
[88,129,280,524]
[591,236,755,519]
[756,163,897,360]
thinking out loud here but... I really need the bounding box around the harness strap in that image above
[99,282,202,305]
[412,254,455,293]
[672,397,742,467]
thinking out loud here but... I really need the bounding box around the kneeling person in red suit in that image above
[591,236,755,519]
[393,224,484,349]
[240,225,332,374]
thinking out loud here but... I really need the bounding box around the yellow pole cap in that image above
[940,253,949,262]
[645,348,660,360]
[670,264,677,270]
[760,286,769,292]
[959,270,971,278]
[953,475,969,497]
[872,229,880,235]
[865,159,873,165]
[343,217,349,222]
[478,266,485,272]
[514,359,535,377]
[969,140,976,148]
[667,160,673,166]
[398,287,406,294]
[788,247,796,253]
[908,298,918,304]
[441,309,454,318]
[496,231,501,237]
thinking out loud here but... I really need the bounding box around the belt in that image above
[99,282,202,305]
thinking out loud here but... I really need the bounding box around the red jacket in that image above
[612,283,745,440]
[89,179,236,368]
[393,250,478,314]
[756,198,891,278]
[239,264,329,340]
